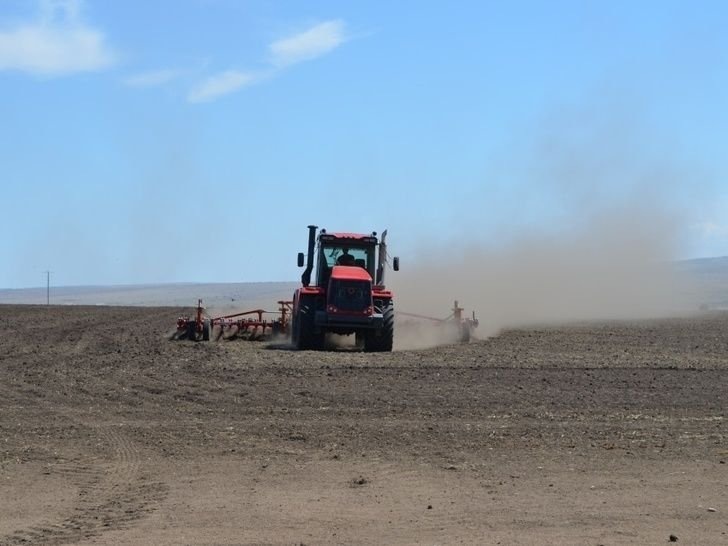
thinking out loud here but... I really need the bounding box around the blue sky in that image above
[1,0,728,288]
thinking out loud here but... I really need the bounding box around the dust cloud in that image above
[391,209,692,350]
[390,102,704,350]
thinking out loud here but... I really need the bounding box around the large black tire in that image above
[186,320,197,341]
[294,301,324,350]
[202,319,210,341]
[364,305,394,352]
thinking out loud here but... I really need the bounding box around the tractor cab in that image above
[298,227,399,289]
[315,232,377,287]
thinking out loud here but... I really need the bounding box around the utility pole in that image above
[44,270,51,306]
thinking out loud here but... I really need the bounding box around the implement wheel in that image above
[186,320,197,341]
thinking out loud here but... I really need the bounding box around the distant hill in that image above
[0,281,299,312]
[675,256,728,309]
[675,255,728,277]
[3,256,728,311]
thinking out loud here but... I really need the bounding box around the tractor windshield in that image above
[317,243,376,286]
[323,245,373,270]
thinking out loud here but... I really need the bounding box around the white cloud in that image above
[187,19,347,104]
[187,70,260,103]
[123,68,183,87]
[269,20,346,67]
[0,0,114,76]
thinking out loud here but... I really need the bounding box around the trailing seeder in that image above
[397,300,479,343]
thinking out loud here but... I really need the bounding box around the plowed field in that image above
[0,305,726,544]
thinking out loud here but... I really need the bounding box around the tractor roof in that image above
[329,232,371,239]
[322,232,377,242]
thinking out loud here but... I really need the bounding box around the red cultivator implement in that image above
[175,299,292,341]
[175,298,477,344]
[396,300,479,342]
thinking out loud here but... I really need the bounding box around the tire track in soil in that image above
[342,460,486,539]
[0,386,168,545]
[258,459,485,543]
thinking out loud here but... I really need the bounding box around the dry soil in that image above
[0,305,726,545]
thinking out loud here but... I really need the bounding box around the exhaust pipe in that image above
[301,224,317,287]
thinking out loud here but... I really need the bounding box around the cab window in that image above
[324,246,369,269]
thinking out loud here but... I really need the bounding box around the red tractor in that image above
[292,225,400,351]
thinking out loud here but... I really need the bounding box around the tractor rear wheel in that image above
[364,305,394,352]
[202,319,210,341]
[294,301,324,350]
